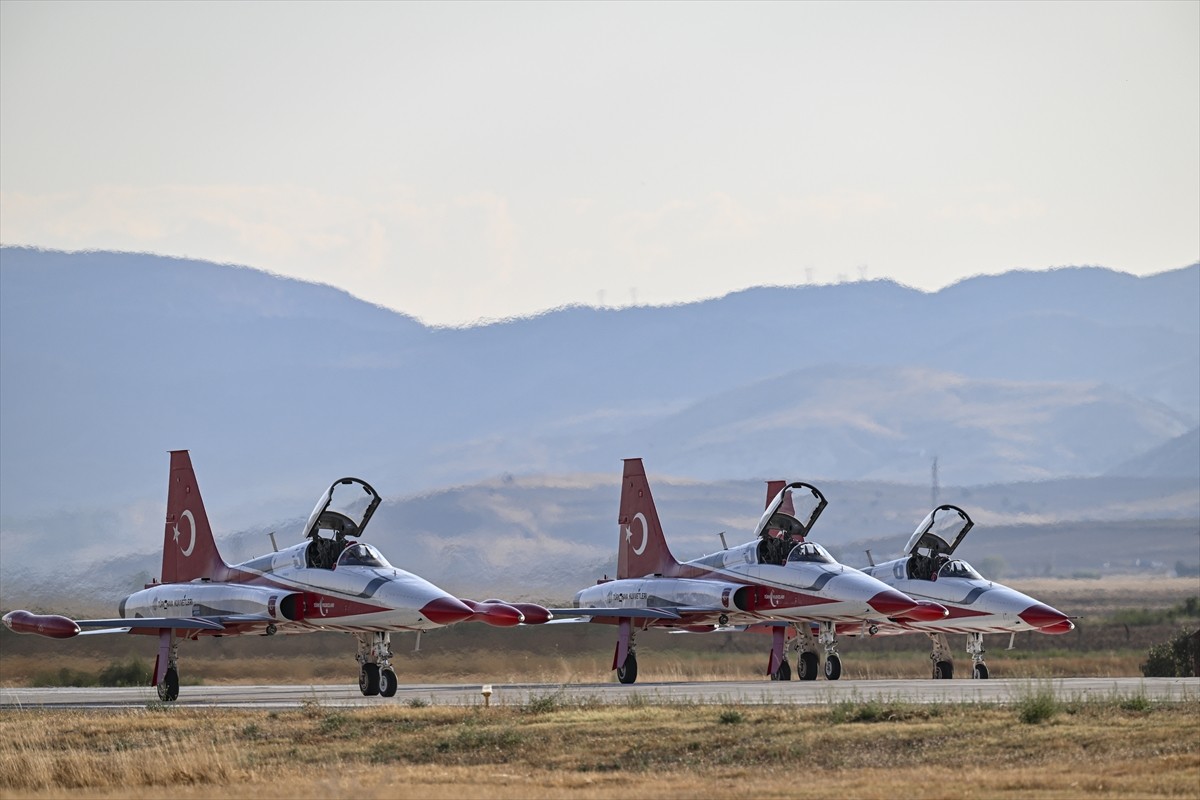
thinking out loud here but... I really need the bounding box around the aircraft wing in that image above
[3,610,230,639]
[76,617,228,631]
[546,607,683,620]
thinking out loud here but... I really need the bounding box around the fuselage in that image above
[119,541,474,636]
[574,539,917,625]
[862,557,1074,635]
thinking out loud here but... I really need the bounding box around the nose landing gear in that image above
[928,632,954,679]
[356,632,397,697]
[966,632,989,679]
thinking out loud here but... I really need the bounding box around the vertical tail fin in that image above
[162,450,232,583]
[617,458,681,579]
[765,480,787,510]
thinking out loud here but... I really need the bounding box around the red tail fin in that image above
[617,459,681,579]
[162,451,232,583]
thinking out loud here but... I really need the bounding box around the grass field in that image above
[1,691,1197,799]
[1,576,1197,798]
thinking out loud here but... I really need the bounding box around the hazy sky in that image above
[2,1,1197,326]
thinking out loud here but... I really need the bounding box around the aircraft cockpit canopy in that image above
[336,542,391,569]
[936,559,982,581]
[786,541,836,565]
[904,504,973,559]
[303,478,382,542]
[753,482,828,543]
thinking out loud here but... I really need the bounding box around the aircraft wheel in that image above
[379,667,398,697]
[933,660,954,680]
[359,664,381,696]
[798,651,819,681]
[617,653,638,684]
[824,654,842,681]
[972,663,989,680]
[157,667,180,702]
[771,659,791,681]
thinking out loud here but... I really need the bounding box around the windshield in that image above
[786,541,836,565]
[336,543,391,569]
[937,559,982,581]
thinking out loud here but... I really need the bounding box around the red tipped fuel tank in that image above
[464,599,524,627]
[2,610,81,639]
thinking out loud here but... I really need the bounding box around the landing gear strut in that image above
[795,623,820,681]
[617,622,639,684]
[155,631,181,702]
[966,632,989,679]
[768,626,791,680]
[928,632,954,679]
[819,621,842,681]
[356,632,397,697]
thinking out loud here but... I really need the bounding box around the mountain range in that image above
[0,247,1196,601]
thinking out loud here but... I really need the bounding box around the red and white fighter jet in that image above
[856,503,1076,678]
[552,459,940,682]
[2,451,550,700]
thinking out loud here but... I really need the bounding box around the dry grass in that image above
[1009,576,1198,616]
[0,649,1155,688]
[0,697,1196,799]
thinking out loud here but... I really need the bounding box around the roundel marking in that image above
[174,510,196,557]
[630,512,649,556]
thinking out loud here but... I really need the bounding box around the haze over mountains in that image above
[0,247,1196,602]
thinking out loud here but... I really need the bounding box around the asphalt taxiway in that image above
[2,677,1196,710]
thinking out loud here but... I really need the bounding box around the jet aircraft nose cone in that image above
[868,589,919,617]
[1019,603,1074,633]
[420,596,475,626]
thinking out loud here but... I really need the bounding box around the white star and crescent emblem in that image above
[624,512,649,556]
[173,509,196,557]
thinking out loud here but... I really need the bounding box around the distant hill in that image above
[1106,428,1200,478]
[0,247,1196,598]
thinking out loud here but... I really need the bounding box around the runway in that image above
[3,677,1196,710]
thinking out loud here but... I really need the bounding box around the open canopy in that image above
[303,478,382,542]
[904,504,974,558]
[752,481,828,542]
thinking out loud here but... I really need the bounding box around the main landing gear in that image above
[617,623,639,684]
[356,632,398,697]
[617,651,639,684]
[768,626,791,680]
[926,632,991,679]
[791,622,842,681]
[155,631,181,702]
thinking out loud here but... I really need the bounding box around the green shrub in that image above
[718,709,744,725]
[1016,684,1060,724]
[31,666,96,687]
[1140,627,1199,678]
[97,658,151,687]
